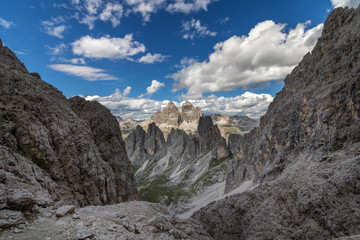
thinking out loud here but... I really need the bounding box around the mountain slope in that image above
[192,6,360,239]
[0,39,137,226]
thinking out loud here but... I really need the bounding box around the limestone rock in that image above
[193,6,360,239]
[125,125,147,166]
[0,210,24,228]
[0,37,138,222]
[151,102,181,127]
[197,116,228,158]
[56,205,76,218]
[181,101,203,124]
[7,189,36,211]
[144,123,167,159]
[0,202,212,240]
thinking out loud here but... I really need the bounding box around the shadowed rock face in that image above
[0,40,137,225]
[192,6,360,239]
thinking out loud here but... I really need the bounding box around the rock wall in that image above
[193,6,360,239]
[0,39,137,227]
[151,102,181,127]
[225,6,360,192]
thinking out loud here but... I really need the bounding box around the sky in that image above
[0,0,359,120]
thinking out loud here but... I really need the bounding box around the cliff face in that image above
[151,102,181,127]
[193,6,360,239]
[225,6,360,192]
[0,40,137,224]
[181,101,203,124]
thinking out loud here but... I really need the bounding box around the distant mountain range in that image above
[119,101,259,139]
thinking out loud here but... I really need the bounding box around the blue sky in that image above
[1,0,359,119]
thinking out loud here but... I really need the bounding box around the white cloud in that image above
[146,80,165,95]
[167,0,213,14]
[0,17,14,29]
[72,35,146,59]
[125,0,166,22]
[139,53,167,63]
[41,16,68,38]
[47,43,67,55]
[169,20,324,97]
[100,2,124,27]
[123,86,132,97]
[63,58,86,64]
[85,89,273,120]
[182,19,217,40]
[84,0,102,15]
[80,15,98,30]
[48,64,119,81]
[331,0,360,8]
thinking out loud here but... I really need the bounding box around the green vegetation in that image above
[138,174,191,205]
[218,124,242,135]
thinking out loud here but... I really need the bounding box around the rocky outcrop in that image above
[125,125,147,166]
[144,123,167,159]
[181,101,203,124]
[197,116,228,158]
[192,6,360,239]
[151,102,181,127]
[125,123,167,165]
[0,39,137,226]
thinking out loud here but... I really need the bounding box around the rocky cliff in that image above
[181,101,203,124]
[193,6,360,239]
[0,39,137,228]
[151,102,181,127]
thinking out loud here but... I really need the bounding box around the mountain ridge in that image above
[192,6,360,239]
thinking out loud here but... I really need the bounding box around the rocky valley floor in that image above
[0,201,211,240]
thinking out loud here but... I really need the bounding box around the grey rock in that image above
[193,6,360,240]
[0,210,24,228]
[144,122,167,159]
[0,170,6,183]
[72,229,93,240]
[56,205,76,217]
[0,40,137,216]
[7,189,36,211]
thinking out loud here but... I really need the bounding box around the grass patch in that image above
[138,174,191,205]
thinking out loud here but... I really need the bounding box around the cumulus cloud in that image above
[167,0,213,14]
[139,53,167,63]
[48,64,119,81]
[100,2,124,27]
[331,0,360,8]
[169,20,324,97]
[0,17,14,29]
[72,34,146,59]
[182,19,217,40]
[123,86,132,97]
[85,89,273,120]
[146,80,165,95]
[125,0,166,22]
